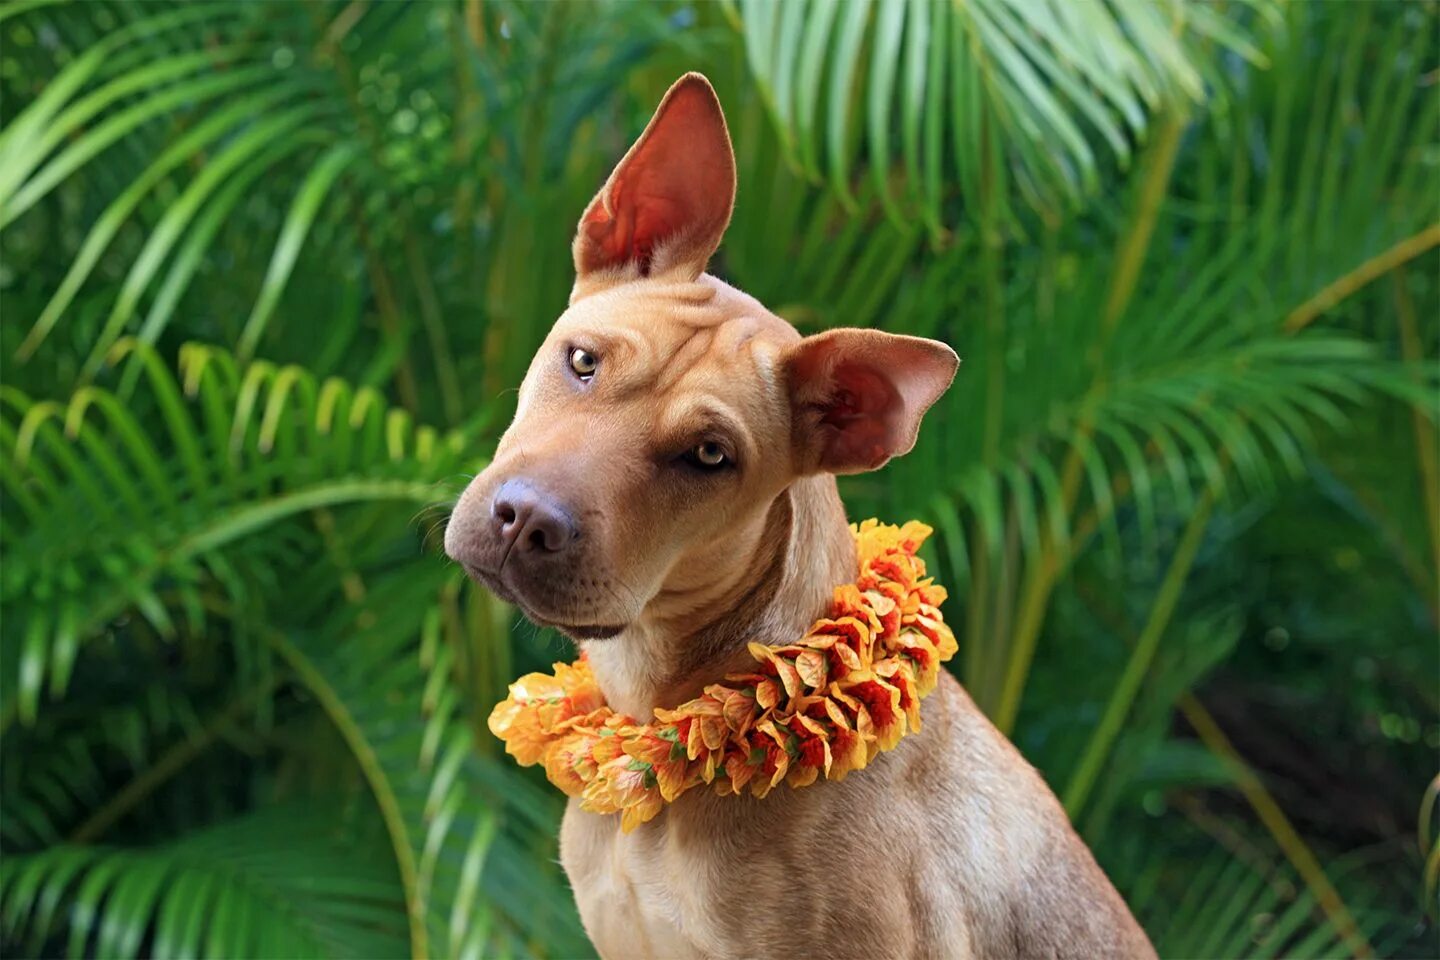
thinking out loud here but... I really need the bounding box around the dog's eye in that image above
[569,347,598,379]
[688,441,728,469]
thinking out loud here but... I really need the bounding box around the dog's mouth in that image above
[460,563,626,641]
[527,617,626,641]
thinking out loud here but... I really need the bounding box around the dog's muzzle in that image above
[445,476,627,640]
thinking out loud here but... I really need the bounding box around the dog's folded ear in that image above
[785,329,959,475]
[572,73,736,291]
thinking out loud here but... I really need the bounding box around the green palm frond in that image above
[720,0,1439,721]
[1,333,589,956]
[1125,845,1398,959]
[1,339,466,726]
[1,683,213,850]
[274,569,589,960]
[723,102,927,330]
[0,804,410,959]
[723,0,1274,233]
[1,0,685,418]
[727,0,1435,527]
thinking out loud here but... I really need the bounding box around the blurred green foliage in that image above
[1,1,1436,957]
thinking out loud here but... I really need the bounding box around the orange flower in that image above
[657,702,728,774]
[894,629,942,697]
[908,611,957,662]
[797,695,868,780]
[721,686,759,734]
[623,730,690,802]
[584,754,665,831]
[876,658,923,733]
[487,697,549,765]
[782,713,832,787]
[749,720,791,798]
[544,731,602,795]
[828,682,875,744]
[803,617,874,684]
[827,722,869,780]
[830,585,883,636]
[707,743,741,795]
[748,643,803,698]
[794,648,828,690]
[843,674,907,753]
[487,520,956,829]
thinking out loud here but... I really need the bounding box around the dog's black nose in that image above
[492,479,578,554]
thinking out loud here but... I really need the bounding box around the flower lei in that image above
[487,519,957,832]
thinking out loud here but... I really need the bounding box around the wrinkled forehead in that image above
[545,279,796,418]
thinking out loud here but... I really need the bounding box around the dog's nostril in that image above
[490,479,578,554]
[521,508,573,553]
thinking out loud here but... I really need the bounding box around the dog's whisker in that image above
[429,473,473,490]
[420,515,450,552]
[409,505,455,538]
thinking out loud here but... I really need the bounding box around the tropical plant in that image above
[1,0,1435,957]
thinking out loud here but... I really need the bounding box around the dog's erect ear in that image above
[572,73,736,286]
[785,329,959,475]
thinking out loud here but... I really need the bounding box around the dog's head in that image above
[446,74,957,641]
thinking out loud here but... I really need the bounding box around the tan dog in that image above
[446,73,1154,960]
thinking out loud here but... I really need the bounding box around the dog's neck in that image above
[582,475,856,719]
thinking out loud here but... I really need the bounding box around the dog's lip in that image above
[459,563,626,640]
[461,562,511,598]
[530,618,627,641]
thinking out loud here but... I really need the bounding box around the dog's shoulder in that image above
[903,675,1156,959]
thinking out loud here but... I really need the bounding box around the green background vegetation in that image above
[1,0,1437,957]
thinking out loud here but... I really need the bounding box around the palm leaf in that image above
[273,570,590,959]
[2,0,684,422]
[724,0,1273,230]
[1,339,465,726]
[0,804,410,959]
[1128,845,1397,959]
[1,333,592,955]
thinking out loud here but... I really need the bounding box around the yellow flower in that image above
[894,629,942,697]
[782,713,832,787]
[584,754,664,832]
[749,720,791,798]
[623,731,690,802]
[747,643,803,698]
[841,673,907,754]
[544,731,601,796]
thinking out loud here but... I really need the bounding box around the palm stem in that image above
[1285,223,1440,333]
[355,217,422,412]
[979,117,1007,466]
[1063,486,1214,816]
[69,676,281,843]
[1393,267,1440,608]
[270,631,429,960]
[1177,694,1374,959]
[993,107,1189,733]
[1071,576,1375,959]
[963,518,993,704]
[1100,110,1189,336]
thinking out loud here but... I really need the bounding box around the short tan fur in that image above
[446,73,1154,960]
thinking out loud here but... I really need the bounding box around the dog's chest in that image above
[560,800,733,959]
